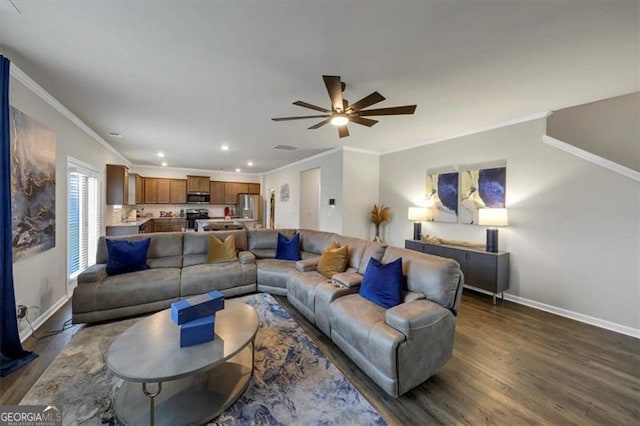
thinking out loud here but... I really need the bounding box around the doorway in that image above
[269,188,276,229]
[300,168,321,230]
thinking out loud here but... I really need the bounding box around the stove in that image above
[185,208,209,230]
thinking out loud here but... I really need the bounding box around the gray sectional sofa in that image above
[73,228,464,397]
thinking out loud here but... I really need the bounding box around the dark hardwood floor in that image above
[1,291,638,425]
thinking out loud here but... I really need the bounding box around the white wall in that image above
[10,76,124,338]
[342,149,380,239]
[379,118,640,331]
[263,149,343,232]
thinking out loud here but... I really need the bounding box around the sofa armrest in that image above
[78,264,107,285]
[296,257,319,272]
[332,271,362,289]
[386,299,452,339]
[238,251,256,265]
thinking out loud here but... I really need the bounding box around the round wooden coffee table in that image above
[106,301,259,426]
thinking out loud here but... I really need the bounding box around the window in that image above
[68,159,100,279]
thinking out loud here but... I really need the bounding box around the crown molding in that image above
[382,111,553,155]
[9,62,130,165]
[342,146,380,156]
[263,147,342,175]
[131,163,261,177]
[542,135,639,182]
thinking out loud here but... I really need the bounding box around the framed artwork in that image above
[425,171,458,223]
[11,106,56,261]
[459,166,506,224]
[280,183,290,201]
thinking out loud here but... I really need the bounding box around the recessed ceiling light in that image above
[247,161,253,167]
[221,145,229,151]
[235,168,241,173]
[161,161,168,167]
[108,132,122,138]
[157,151,165,158]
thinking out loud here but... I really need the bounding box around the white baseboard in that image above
[19,295,71,343]
[464,285,640,339]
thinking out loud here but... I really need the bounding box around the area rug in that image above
[21,293,386,425]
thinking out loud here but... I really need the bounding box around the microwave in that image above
[187,193,210,204]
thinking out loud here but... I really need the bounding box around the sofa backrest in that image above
[247,229,297,258]
[96,232,184,269]
[297,229,336,255]
[332,235,369,270]
[182,230,248,267]
[358,241,387,275]
[381,246,462,314]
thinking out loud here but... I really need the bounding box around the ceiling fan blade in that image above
[358,105,417,116]
[347,91,386,112]
[293,100,330,113]
[349,116,378,127]
[323,75,344,112]
[338,125,350,138]
[272,114,329,121]
[308,118,331,129]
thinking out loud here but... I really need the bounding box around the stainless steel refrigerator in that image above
[237,194,262,220]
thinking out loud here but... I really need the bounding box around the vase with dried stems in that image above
[370,204,391,242]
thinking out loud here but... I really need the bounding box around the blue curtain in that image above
[0,55,37,377]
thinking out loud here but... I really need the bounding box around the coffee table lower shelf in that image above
[113,345,253,426]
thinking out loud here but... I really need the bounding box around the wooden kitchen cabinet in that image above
[405,240,510,305]
[106,164,129,205]
[210,181,225,204]
[144,178,171,204]
[223,182,248,204]
[187,175,210,193]
[169,179,187,204]
[149,218,186,232]
[134,174,145,204]
[247,183,261,194]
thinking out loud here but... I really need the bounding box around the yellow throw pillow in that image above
[317,244,349,279]
[207,234,238,264]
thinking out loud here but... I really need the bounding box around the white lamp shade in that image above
[478,208,508,227]
[408,207,429,221]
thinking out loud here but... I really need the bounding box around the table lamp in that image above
[478,208,508,252]
[408,207,429,241]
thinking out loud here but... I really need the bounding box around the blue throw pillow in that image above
[106,238,151,276]
[359,257,403,309]
[275,233,301,261]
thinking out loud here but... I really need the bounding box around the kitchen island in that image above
[195,218,261,232]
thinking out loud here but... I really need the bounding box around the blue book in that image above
[180,315,215,347]
[171,290,225,325]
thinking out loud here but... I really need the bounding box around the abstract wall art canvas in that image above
[459,166,506,224]
[11,106,56,261]
[425,171,458,223]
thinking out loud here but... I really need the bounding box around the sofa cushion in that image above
[106,238,150,276]
[333,235,368,270]
[358,241,387,275]
[183,231,246,267]
[247,229,296,254]
[382,246,462,311]
[72,268,181,313]
[286,270,329,321]
[276,233,301,261]
[207,234,238,264]
[255,258,297,289]
[181,262,256,297]
[317,243,349,279]
[359,257,403,309]
[298,229,336,255]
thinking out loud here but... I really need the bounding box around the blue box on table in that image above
[171,290,225,325]
[180,315,215,347]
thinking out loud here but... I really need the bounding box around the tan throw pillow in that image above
[207,234,238,264]
[317,244,349,279]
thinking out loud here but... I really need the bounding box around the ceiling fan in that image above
[272,75,417,138]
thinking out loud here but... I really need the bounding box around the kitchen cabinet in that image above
[106,164,129,205]
[144,178,171,204]
[210,181,225,204]
[247,183,261,195]
[405,240,510,305]
[135,174,145,204]
[223,182,248,204]
[149,218,186,233]
[187,175,210,193]
[169,179,187,204]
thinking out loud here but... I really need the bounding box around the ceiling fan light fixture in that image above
[330,114,349,126]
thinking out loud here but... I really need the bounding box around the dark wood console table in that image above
[405,240,510,304]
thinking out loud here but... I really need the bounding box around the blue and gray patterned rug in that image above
[21,293,386,425]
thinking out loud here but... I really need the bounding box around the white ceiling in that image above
[1,1,638,174]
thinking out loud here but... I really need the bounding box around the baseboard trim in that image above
[19,295,71,343]
[463,285,639,339]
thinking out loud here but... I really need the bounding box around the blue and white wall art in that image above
[426,171,458,223]
[459,166,506,224]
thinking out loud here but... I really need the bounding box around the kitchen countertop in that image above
[196,218,260,223]
[106,217,185,227]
